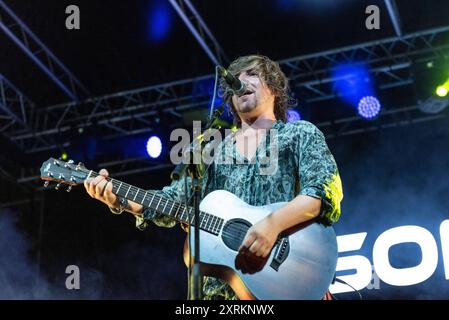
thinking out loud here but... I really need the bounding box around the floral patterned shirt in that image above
[136,120,343,300]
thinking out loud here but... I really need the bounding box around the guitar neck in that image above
[87,171,224,235]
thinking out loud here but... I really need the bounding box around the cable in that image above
[208,66,220,121]
[333,278,363,300]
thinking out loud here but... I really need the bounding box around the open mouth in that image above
[241,90,253,97]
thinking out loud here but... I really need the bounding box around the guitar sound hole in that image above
[221,219,252,251]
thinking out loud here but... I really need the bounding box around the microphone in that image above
[217,66,246,96]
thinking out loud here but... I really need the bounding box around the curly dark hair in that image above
[220,54,291,126]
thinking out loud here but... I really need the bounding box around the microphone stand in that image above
[171,105,224,300]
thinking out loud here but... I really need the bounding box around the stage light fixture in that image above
[357,96,381,119]
[146,136,162,159]
[332,63,374,106]
[287,109,301,123]
[436,79,449,97]
[148,1,172,42]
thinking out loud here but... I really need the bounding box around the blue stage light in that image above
[332,64,373,106]
[287,109,301,123]
[358,96,381,119]
[148,1,172,42]
[146,136,162,158]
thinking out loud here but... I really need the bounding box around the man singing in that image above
[84,54,343,300]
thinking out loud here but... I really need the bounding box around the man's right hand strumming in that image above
[83,168,143,216]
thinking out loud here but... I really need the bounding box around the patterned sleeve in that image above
[295,121,343,225]
[135,177,187,230]
[136,162,216,231]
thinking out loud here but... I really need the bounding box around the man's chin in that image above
[236,104,257,114]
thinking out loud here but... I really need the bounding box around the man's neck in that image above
[240,114,276,131]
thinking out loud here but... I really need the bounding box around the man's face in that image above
[231,69,275,116]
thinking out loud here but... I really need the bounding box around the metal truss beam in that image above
[280,25,449,79]
[15,102,448,187]
[319,104,448,139]
[169,0,228,66]
[11,74,215,153]
[0,0,89,101]
[281,25,449,101]
[5,24,449,153]
[0,73,35,134]
[0,73,52,149]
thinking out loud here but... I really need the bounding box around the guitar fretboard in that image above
[87,171,224,235]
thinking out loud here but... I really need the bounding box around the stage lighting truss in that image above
[1,0,449,187]
[2,25,448,156]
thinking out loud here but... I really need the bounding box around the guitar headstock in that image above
[40,158,89,191]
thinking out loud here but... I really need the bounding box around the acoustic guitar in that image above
[40,158,338,299]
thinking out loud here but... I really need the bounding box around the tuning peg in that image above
[66,185,72,192]
[76,162,84,170]
[43,181,50,188]
[48,172,53,177]
[65,160,74,167]
[55,183,62,190]
[58,173,65,179]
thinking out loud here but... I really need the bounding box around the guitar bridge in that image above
[270,237,290,271]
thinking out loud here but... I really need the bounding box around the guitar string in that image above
[91,172,277,244]
[85,173,283,247]
[86,171,276,241]
[89,174,266,241]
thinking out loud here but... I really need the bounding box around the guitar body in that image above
[183,190,338,300]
